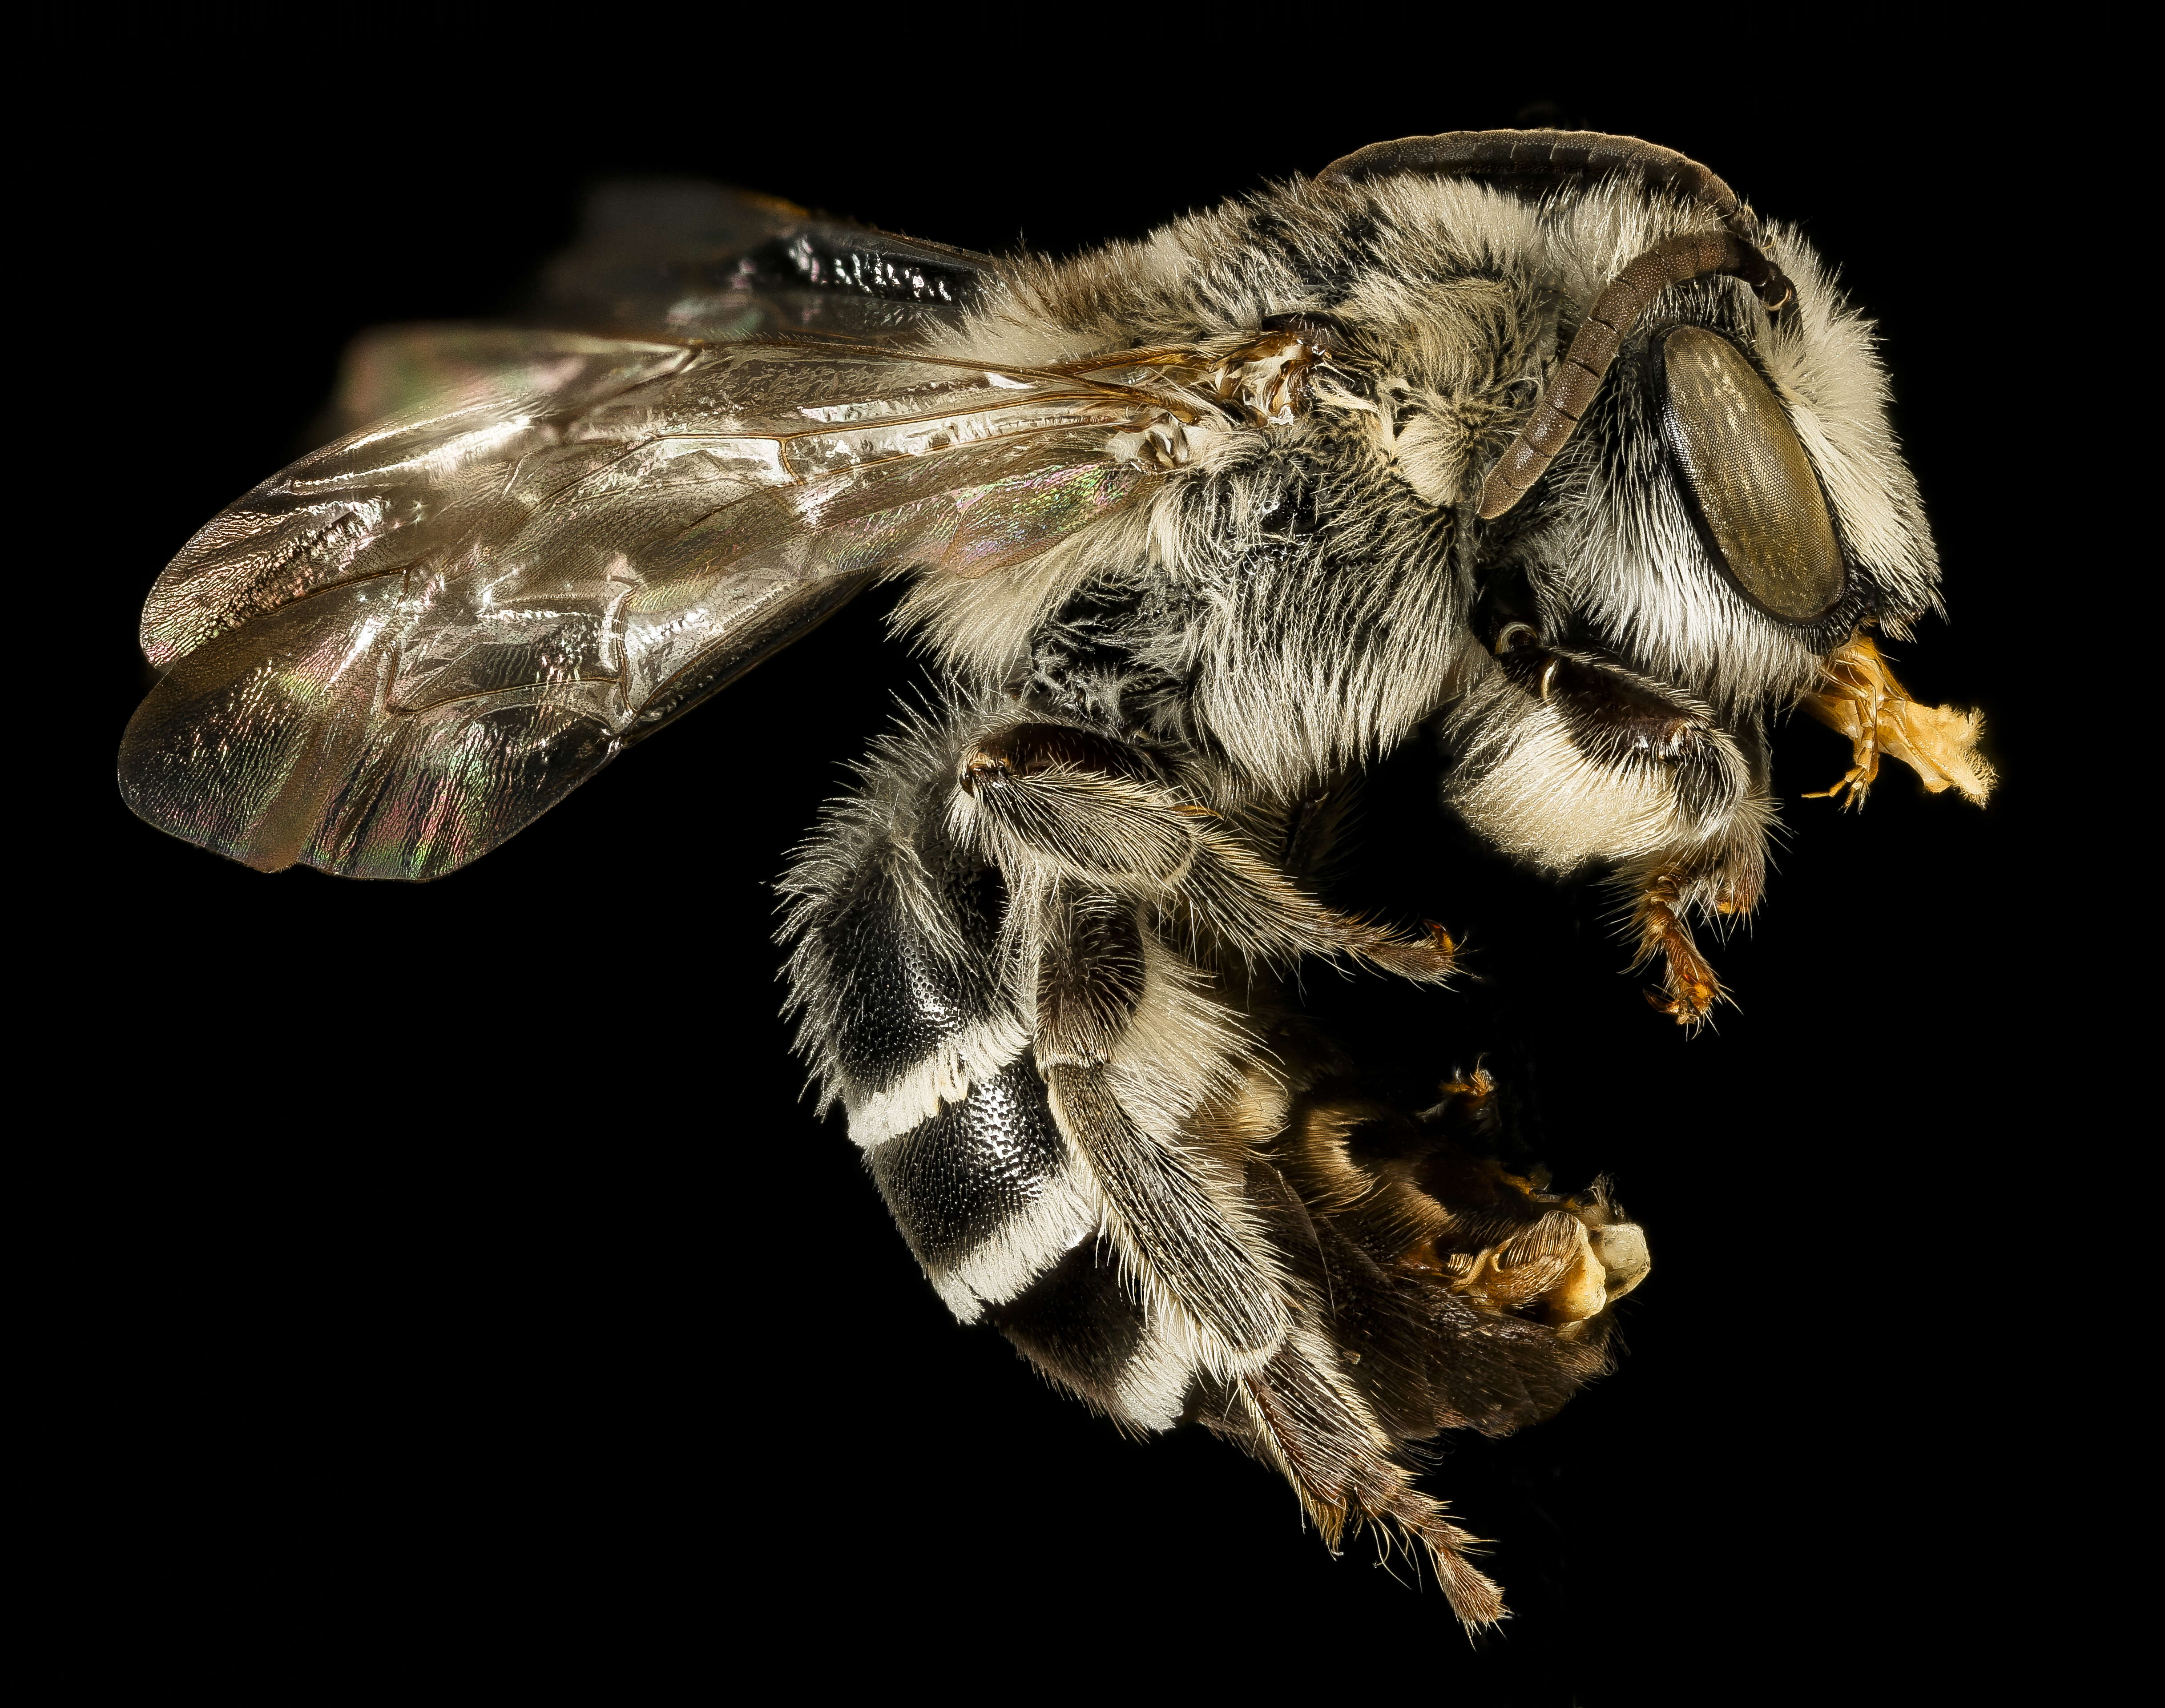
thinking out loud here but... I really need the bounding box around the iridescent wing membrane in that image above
[122,205,1170,878]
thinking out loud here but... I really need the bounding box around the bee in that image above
[118,131,1992,1625]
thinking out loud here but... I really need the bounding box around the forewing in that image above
[121,341,1168,879]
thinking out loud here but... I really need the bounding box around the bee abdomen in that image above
[986,1237,1201,1431]
[846,995,1201,1429]
[861,1051,1100,1325]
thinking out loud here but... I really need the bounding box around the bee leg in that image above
[990,744,1495,1614]
[1625,826,1766,1027]
[958,722,1455,983]
[1443,650,1778,1023]
[1205,1330,1508,1626]
[1632,867,1724,1025]
[1032,883,1288,1365]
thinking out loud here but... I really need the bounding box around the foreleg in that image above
[1443,646,1771,1027]
[1624,831,1763,1027]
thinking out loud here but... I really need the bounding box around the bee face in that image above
[1477,230,1936,733]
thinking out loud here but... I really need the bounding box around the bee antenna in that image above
[1317,129,1795,520]
[1318,129,1774,266]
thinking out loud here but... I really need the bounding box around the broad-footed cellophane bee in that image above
[118,131,1992,1624]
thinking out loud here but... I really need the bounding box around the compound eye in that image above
[1657,326,1845,623]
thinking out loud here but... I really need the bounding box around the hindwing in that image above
[322,182,1006,431]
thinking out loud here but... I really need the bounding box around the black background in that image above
[51,9,2080,1701]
